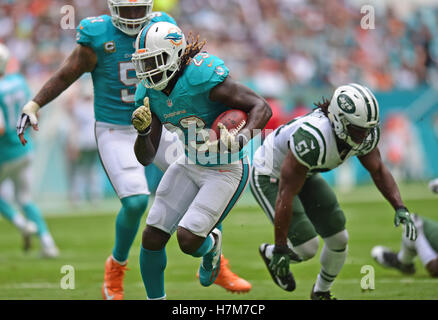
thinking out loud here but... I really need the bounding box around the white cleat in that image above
[429,178,438,193]
[41,245,60,258]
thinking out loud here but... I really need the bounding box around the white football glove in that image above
[217,122,240,152]
[132,97,152,134]
[17,101,40,146]
[199,122,240,153]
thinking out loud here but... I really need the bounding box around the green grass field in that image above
[0,183,437,300]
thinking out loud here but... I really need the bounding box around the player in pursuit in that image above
[131,22,272,299]
[16,0,250,299]
[250,83,418,300]
[0,43,58,257]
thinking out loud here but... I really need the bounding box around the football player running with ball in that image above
[249,83,418,300]
[16,0,250,299]
[131,22,272,299]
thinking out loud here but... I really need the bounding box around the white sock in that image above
[314,245,347,292]
[397,235,417,264]
[265,244,274,259]
[12,214,27,231]
[111,255,127,266]
[41,233,56,248]
[415,231,438,266]
[265,242,300,263]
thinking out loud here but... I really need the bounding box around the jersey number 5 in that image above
[119,61,138,104]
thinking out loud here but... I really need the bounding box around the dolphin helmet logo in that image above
[165,28,183,46]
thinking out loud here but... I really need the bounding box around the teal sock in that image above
[191,223,223,257]
[140,246,166,299]
[113,195,148,263]
[0,198,17,222]
[21,203,48,236]
[192,234,214,257]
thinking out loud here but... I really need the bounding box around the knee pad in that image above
[294,237,319,261]
[324,229,349,251]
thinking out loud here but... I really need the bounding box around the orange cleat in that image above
[198,255,252,294]
[102,256,128,300]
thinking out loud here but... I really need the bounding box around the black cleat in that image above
[258,243,297,292]
[371,246,416,275]
[310,284,337,300]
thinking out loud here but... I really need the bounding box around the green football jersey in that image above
[253,109,380,178]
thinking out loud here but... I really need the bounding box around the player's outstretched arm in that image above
[209,76,272,148]
[270,151,307,277]
[17,45,97,145]
[359,147,417,240]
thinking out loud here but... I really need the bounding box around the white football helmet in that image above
[132,21,186,91]
[108,0,153,36]
[0,43,10,75]
[328,83,380,149]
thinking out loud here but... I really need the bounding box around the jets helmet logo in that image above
[337,94,356,113]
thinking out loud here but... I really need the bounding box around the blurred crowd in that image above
[1,0,438,97]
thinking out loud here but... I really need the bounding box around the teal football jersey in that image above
[135,52,247,166]
[0,73,32,164]
[76,12,176,125]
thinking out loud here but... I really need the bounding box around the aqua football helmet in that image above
[108,0,153,36]
[328,83,380,149]
[0,43,10,75]
[132,21,186,91]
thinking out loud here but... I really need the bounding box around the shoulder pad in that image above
[76,15,111,46]
[185,53,229,90]
[149,11,177,25]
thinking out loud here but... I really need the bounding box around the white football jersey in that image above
[253,109,380,178]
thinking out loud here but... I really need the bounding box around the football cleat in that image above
[310,284,337,300]
[41,244,59,258]
[429,178,438,194]
[21,221,37,253]
[371,246,416,275]
[198,255,252,293]
[258,243,297,292]
[199,228,222,287]
[102,256,128,300]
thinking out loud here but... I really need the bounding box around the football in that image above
[210,109,248,141]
